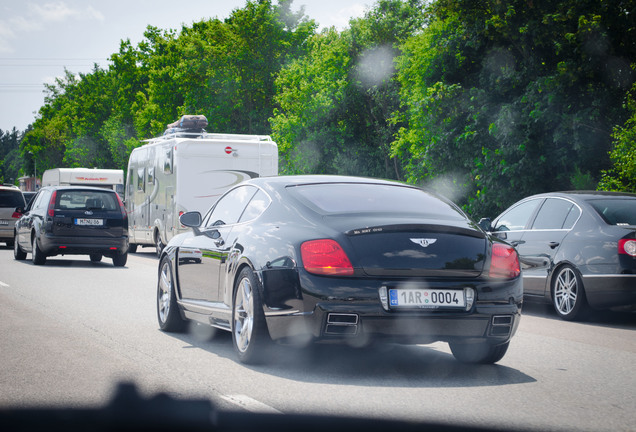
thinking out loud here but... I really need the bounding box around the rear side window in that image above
[588,198,636,226]
[0,190,26,208]
[204,185,258,227]
[56,191,119,211]
[532,198,580,230]
[288,183,465,219]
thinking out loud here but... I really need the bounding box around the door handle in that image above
[548,242,560,249]
[510,240,525,247]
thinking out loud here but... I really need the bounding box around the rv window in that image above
[164,148,173,174]
[148,167,155,185]
[137,168,145,192]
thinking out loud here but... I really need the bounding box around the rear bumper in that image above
[260,267,523,346]
[0,224,15,240]
[265,301,521,346]
[40,234,128,256]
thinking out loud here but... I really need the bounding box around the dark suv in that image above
[14,186,129,266]
[0,185,26,247]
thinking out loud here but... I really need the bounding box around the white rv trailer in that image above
[41,168,124,196]
[125,127,278,255]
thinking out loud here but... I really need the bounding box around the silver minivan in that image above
[0,185,26,247]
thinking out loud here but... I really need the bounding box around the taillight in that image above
[11,211,22,219]
[47,191,57,217]
[301,239,354,276]
[619,239,636,257]
[490,243,521,279]
[115,193,127,218]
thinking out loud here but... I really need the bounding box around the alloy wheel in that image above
[233,276,254,353]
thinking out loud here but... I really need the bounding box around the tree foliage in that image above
[2,0,635,218]
[392,0,636,217]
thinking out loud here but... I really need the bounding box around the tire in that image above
[32,236,46,265]
[449,341,510,364]
[552,265,588,321]
[155,233,164,258]
[128,244,138,253]
[157,256,187,332]
[112,252,127,267]
[13,234,26,260]
[89,253,103,263]
[232,267,270,364]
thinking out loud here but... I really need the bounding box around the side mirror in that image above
[478,217,492,232]
[179,211,202,228]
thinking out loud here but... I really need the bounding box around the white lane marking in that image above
[220,394,282,414]
[0,281,9,288]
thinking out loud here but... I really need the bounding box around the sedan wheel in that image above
[552,265,588,321]
[14,234,26,260]
[157,256,186,332]
[232,267,269,364]
[449,341,509,364]
[32,236,46,265]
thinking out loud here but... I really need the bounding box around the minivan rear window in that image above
[0,190,26,208]
[588,198,636,226]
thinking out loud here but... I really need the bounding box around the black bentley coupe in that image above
[156,175,522,364]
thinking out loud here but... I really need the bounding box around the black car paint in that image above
[162,176,523,360]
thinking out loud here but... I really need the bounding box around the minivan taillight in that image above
[301,239,354,276]
[115,193,127,219]
[619,239,636,257]
[490,243,521,279]
[47,191,57,217]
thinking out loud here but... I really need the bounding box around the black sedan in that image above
[157,175,523,364]
[14,186,129,266]
[481,191,636,320]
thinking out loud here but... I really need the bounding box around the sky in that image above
[0,0,369,133]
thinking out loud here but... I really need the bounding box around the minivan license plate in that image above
[75,218,103,226]
[389,289,465,308]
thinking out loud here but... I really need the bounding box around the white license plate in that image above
[75,218,103,226]
[389,288,465,308]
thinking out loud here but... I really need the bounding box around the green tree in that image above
[272,0,426,178]
[393,0,635,217]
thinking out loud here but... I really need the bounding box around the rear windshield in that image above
[0,190,26,208]
[288,183,465,219]
[588,198,636,226]
[56,190,119,211]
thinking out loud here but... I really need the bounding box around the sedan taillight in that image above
[490,243,521,279]
[619,239,636,257]
[301,239,354,276]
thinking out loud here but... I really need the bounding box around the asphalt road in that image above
[0,247,635,431]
